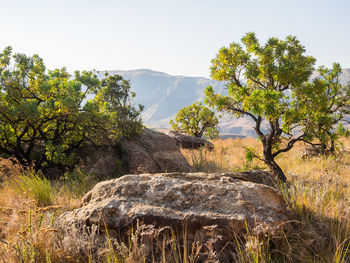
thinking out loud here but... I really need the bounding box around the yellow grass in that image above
[181,137,263,173]
[0,138,348,262]
[182,137,350,262]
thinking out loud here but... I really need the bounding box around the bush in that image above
[0,47,143,174]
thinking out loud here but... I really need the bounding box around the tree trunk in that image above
[265,159,287,182]
[329,139,335,155]
[263,143,287,181]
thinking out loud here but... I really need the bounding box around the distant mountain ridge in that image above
[99,69,350,136]
[99,69,227,126]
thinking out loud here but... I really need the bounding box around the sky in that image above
[0,0,349,78]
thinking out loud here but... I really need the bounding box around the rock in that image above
[222,170,280,188]
[0,158,26,183]
[301,145,324,159]
[166,131,214,150]
[121,129,191,174]
[77,128,191,179]
[56,172,289,259]
[75,144,126,180]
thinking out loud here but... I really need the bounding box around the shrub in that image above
[0,47,143,174]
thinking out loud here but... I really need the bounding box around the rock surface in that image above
[56,172,289,255]
[121,129,192,174]
[300,145,324,159]
[78,128,191,179]
[166,131,214,150]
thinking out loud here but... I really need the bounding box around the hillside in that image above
[100,68,350,136]
[102,69,226,122]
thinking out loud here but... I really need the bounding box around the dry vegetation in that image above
[0,138,349,262]
[182,137,350,262]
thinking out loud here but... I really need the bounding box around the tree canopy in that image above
[205,32,349,181]
[0,47,143,174]
[170,102,219,139]
[295,63,350,153]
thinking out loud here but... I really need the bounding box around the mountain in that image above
[100,69,230,128]
[339,68,350,83]
[100,69,350,136]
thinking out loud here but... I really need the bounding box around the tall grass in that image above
[181,137,350,262]
[11,172,54,207]
[58,168,98,199]
[181,137,264,173]
[0,138,349,262]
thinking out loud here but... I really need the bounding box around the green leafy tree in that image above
[92,73,144,139]
[0,47,143,174]
[205,32,327,181]
[170,102,219,139]
[296,63,350,153]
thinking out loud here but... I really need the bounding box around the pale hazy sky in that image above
[0,0,349,77]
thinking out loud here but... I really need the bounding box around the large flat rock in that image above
[57,172,288,242]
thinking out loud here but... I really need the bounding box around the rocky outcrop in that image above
[78,128,191,179]
[166,131,214,150]
[300,145,324,159]
[56,172,289,259]
[121,129,191,174]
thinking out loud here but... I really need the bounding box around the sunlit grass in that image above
[0,138,348,262]
[10,172,54,207]
[182,137,350,262]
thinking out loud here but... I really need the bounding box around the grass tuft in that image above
[11,172,54,207]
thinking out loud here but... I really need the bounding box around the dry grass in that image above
[0,138,349,262]
[0,169,94,263]
[182,137,350,262]
[181,137,264,173]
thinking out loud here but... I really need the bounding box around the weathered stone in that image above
[222,170,280,188]
[301,145,324,159]
[77,128,191,179]
[166,131,214,150]
[76,144,126,180]
[56,172,289,258]
[121,129,191,174]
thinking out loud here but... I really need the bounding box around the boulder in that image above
[75,144,127,180]
[166,131,214,150]
[300,145,324,159]
[222,170,279,188]
[56,172,289,259]
[121,129,192,174]
[77,128,191,179]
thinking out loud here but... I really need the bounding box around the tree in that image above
[92,73,144,139]
[0,47,143,174]
[169,102,219,139]
[205,32,323,181]
[295,63,350,153]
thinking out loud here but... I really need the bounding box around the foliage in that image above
[0,47,143,172]
[205,32,348,181]
[245,146,255,162]
[93,73,144,139]
[295,63,350,153]
[170,102,219,138]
